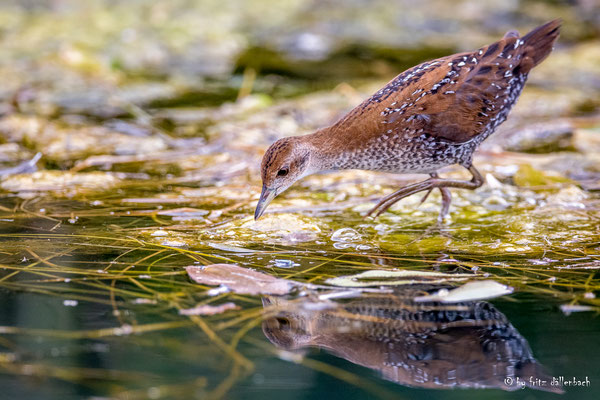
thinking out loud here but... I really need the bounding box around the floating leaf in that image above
[186,264,295,295]
[179,302,239,316]
[414,280,513,303]
[560,304,596,315]
[325,269,473,287]
[206,242,260,253]
[157,207,209,220]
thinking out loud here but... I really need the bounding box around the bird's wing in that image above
[330,19,560,144]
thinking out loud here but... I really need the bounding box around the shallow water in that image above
[0,185,598,399]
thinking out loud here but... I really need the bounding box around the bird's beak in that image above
[254,185,276,220]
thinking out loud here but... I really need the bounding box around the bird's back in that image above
[314,19,561,173]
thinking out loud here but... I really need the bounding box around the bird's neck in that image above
[304,126,352,172]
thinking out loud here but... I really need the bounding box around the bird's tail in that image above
[520,19,562,71]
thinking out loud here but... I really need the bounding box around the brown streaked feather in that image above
[322,19,561,145]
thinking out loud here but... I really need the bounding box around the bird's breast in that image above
[328,132,472,174]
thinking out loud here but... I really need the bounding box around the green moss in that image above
[513,164,573,187]
[234,44,455,81]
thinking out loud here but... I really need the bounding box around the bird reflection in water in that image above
[262,290,561,393]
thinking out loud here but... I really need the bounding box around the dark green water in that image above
[1,278,598,400]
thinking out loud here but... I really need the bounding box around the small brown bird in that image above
[255,20,561,221]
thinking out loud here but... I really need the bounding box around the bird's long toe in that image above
[367,180,436,218]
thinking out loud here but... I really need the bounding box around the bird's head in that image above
[255,137,312,220]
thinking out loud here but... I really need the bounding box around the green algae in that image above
[234,44,456,81]
[513,164,573,187]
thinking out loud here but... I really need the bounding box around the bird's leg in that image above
[418,173,451,221]
[438,186,452,222]
[426,172,453,221]
[366,165,483,218]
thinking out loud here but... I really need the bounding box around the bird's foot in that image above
[365,165,483,219]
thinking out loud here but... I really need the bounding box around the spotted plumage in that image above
[255,20,561,221]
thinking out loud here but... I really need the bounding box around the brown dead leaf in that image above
[186,264,295,295]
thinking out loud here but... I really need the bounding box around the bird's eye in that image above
[277,168,289,177]
[276,317,291,329]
